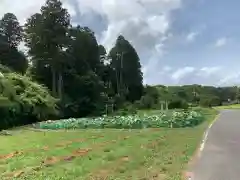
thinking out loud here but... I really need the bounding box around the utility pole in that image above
[192,87,197,106]
[116,53,121,95]
[120,52,124,95]
[116,52,125,96]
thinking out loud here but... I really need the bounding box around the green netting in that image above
[37,110,205,130]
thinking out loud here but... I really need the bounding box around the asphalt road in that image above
[192,110,240,180]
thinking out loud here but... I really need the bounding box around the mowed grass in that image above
[214,104,240,110]
[0,109,217,180]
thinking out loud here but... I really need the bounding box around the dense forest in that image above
[0,0,239,130]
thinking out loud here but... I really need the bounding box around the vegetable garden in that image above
[37,110,204,130]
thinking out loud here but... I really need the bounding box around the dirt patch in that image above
[72,148,92,157]
[1,135,130,178]
[0,151,23,160]
[55,140,73,147]
[62,155,76,161]
[42,156,60,167]
[120,156,130,162]
[42,146,49,151]
[4,170,24,178]
[123,136,130,140]
[13,170,24,178]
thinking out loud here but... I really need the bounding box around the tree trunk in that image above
[57,72,63,99]
[51,67,57,97]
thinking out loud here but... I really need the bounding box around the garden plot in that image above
[38,110,204,130]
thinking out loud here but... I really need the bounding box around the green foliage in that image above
[0,13,28,74]
[62,71,107,118]
[135,85,160,109]
[0,45,28,74]
[109,35,143,102]
[199,95,221,107]
[168,99,189,109]
[137,95,155,109]
[0,69,58,130]
[38,110,204,129]
[155,84,238,107]
[1,0,235,128]
[114,102,137,116]
[0,13,23,48]
[24,0,70,97]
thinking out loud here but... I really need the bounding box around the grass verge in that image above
[214,104,240,110]
[0,108,217,180]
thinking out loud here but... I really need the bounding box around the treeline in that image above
[0,0,144,129]
[140,85,239,110]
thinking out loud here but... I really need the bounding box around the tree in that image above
[66,26,101,75]
[236,87,240,103]
[98,45,115,96]
[24,0,70,98]
[0,13,28,74]
[0,46,28,74]
[60,26,108,117]
[199,95,221,107]
[109,35,143,102]
[0,13,23,48]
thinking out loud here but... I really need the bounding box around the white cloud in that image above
[197,66,222,77]
[0,0,182,77]
[163,66,172,72]
[73,0,182,58]
[218,72,240,86]
[214,37,227,47]
[186,31,199,42]
[154,66,223,86]
[0,0,44,24]
[0,0,76,25]
[171,67,195,81]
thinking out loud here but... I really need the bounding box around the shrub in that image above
[0,69,58,130]
[168,99,189,109]
[137,95,155,109]
[114,102,137,116]
[199,96,221,107]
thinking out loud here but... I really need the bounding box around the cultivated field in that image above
[0,109,217,180]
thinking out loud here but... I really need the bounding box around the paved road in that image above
[192,110,240,180]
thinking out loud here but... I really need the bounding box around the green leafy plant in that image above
[0,69,58,130]
[38,110,204,130]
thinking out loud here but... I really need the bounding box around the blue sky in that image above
[0,0,240,86]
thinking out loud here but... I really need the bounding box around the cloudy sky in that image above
[0,0,240,87]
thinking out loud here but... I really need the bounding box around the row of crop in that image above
[36,110,204,130]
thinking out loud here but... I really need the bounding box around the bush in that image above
[199,96,221,107]
[168,99,189,109]
[0,69,58,130]
[137,95,155,109]
[114,102,137,116]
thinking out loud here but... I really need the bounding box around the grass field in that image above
[214,104,240,110]
[0,109,217,180]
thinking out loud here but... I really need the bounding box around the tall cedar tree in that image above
[62,26,107,117]
[0,13,28,74]
[0,13,23,48]
[24,0,70,98]
[109,35,143,102]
